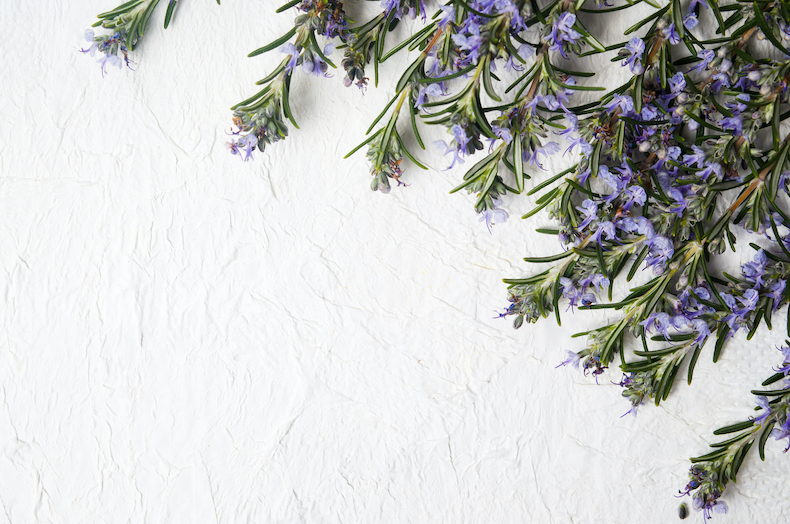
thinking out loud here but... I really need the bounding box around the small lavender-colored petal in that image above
[280,43,300,71]
[683,146,706,168]
[576,199,598,230]
[699,161,723,181]
[770,280,786,310]
[644,235,674,272]
[683,13,699,29]
[557,350,581,369]
[433,140,465,169]
[742,250,768,287]
[623,185,646,209]
[719,115,743,135]
[689,49,714,75]
[604,94,634,116]
[529,141,560,169]
[691,319,710,344]
[662,23,681,44]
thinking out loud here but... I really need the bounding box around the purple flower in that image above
[527,141,561,169]
[560,277,590,309]
[683,13,699,29]
[667,72,686,99]
[694,495,727,520]
[415,83,446,110]
[437,5,455,29]
[577,199,598,230]
[575,167,592,185]
[491,124,513,144]
[689,49,714,75]
[479,199,509,233]
[742,250,768,288]
[641,312,673,338]
[699,161,723,181]
[81,30,134,75]
[710,70,731,92]
[452,124,471,151]
[604,94,634,116]
[302,46,333,77]
[623,185,646,210]
[452,20,484,65]
[662,23,681,44]
[752,396,773,426]
[769,280,786,310]
[583,273,610,290]
[727,93,749,115]
[667,187,687,215]
[735,288,760,316]
[622,37,645,75]
[280,43,300,71]
[599,165,627,203]
[557,350,581,369]
[565,136,592,156]
[590,220,617,246]
[691,319,711,344]
[97,53,122,76]
[548,12,581,58]
[719,115,743,135]
[688,0,709,11]
[683,146,706,168]
[644,235,674,273]
[641,105,659,121]
[227,134,257,161]
[434,140,465,168]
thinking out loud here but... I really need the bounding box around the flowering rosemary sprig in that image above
[680,344,790,519]
[499,0,790,511]
[83,0,219,75]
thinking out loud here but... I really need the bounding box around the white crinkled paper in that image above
[1,2,789,522]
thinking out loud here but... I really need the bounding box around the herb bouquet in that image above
[83,0,790,518]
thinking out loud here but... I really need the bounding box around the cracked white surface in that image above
[1,1,790,522]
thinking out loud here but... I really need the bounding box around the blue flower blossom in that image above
[699,161,723,181]
[662,22,681,44]
[742,250,768,288]
[604,94,635,116]
[548,12,581,58]
[479,198,509,233]
[769,280,786,311]
[644,235,674,273]
[683,13,699,29]
[590,220,617,246]
[415,83,446,110]
[623,185,646,210]
[641,312,673,338]
[280,43,300,71]
[683,146,706,168]
[689,49,714,75]
[622,37,645,75]
[527,141,561,169]
[557,350,581,369]
[491,124,513,144]
[576,199,598,230]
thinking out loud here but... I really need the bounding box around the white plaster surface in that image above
[1,1,789,522]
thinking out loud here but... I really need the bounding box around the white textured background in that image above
[2,1,789,522]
